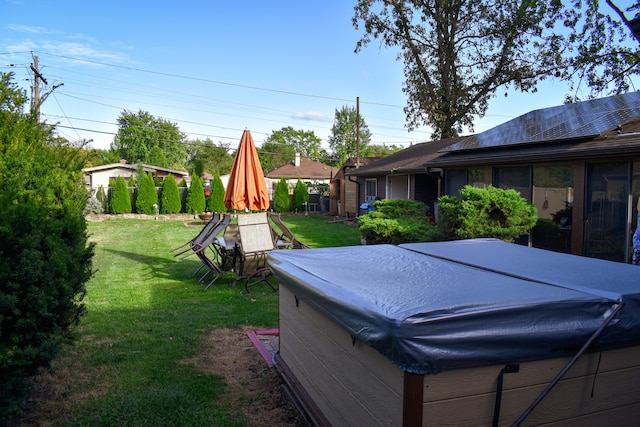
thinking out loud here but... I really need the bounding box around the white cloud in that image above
[292,111,331,122]
[7,24,60,34]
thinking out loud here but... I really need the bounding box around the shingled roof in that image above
[346,137,466,176]
[265,157,336,180]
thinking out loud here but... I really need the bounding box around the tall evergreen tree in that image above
[160,174,182,214]
[0,72,94,419]
[185,175,206,214]
[273,177,291,213]
[207,173,227,213]
[110,176,132,214]
[292,179,310,212]
[136,172,158,215]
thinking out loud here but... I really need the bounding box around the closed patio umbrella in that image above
[224,129,270,211]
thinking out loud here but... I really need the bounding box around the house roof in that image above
[427,94,640,168]
[346,137,465,176]
[265,157,336,180]
[332,157,381,180]
[442,91,640,152]
[82,162,188,176]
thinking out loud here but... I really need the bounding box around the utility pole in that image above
[356,96,360,168]
[30,54,48,122]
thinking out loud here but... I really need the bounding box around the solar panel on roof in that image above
[443,91,640,152]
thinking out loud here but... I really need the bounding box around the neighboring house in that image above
[346,138,462,216]
[330,157,381,217]
[350,91,640,264]
[83,160,189,190]
[265,154,336,212]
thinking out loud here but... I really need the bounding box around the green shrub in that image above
[207,173,226,213]
[273,177,290,213]
[160,174,181,214]
[291,179,309,212]
[136,172,158,215]
[438,185,538,242]
[0,72,94,420]
[127,175,136,187]
[110,176,132,214]
[358,199,440,244]
[83,190,104,215]
[108,177,117,187]
[185,175,205,214]
[96,185,107,213]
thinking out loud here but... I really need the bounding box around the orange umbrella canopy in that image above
[224,129,270,211]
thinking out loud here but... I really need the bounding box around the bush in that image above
[185,175,205,214]
[273,177,290,213]
[160,174,181,214]
[207,173,226,213]
[0,72,94,420]
[110,176,132,214]
[136,172,158,215]
[83,190,104,215]
[291,179,309,212]
[96,185,108,213]
[358,199,440,244]
[438,185,538,242]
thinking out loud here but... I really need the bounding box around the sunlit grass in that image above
[27,214,361,425]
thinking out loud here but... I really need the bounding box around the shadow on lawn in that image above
[103,248,201,280]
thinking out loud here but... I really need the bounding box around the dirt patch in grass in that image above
[13,328,308,427]
[182,327,309,426]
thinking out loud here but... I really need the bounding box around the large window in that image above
[631,161,640,264]
[365,178,377,204]
[444,169,466,196]
[585,162,629,262]
[531,165,575,254]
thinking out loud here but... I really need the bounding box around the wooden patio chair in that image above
[233,212,277,292]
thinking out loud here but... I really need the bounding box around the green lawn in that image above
[22,214,361,426]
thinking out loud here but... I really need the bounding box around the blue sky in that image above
[0,0,608,152]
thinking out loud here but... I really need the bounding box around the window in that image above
[531,165,574,254]
[365,179,377,204]
[444,169,466,196]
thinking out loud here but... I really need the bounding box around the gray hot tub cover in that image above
[267,239,640,375]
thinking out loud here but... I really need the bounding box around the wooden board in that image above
[279,285,404,426]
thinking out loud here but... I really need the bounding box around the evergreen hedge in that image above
[358,199,440,244]
[291,179,309,212]
[110,176,132,214]
[438,185,538,242]
[207,173,226,213]
[0,72,94,420]
[273,177,290,213]
[160,174,181,214]
[185,175,205,214]
[136,172,158,215]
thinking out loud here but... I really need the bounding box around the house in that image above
[82,160,189,190]
[345,138,463,215]
[349,91,640,264]
[265,153,336,212]
[330,157,381,217]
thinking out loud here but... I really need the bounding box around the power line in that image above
[38,51,405,108]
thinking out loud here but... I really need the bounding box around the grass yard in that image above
[16,214,362,426]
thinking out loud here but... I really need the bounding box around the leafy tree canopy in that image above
[187,138,234,177]
[111,110,187,169]
[328,105,372,166]
[259,127,325,171]
[362,143,403,158]
[353,0,640,140]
